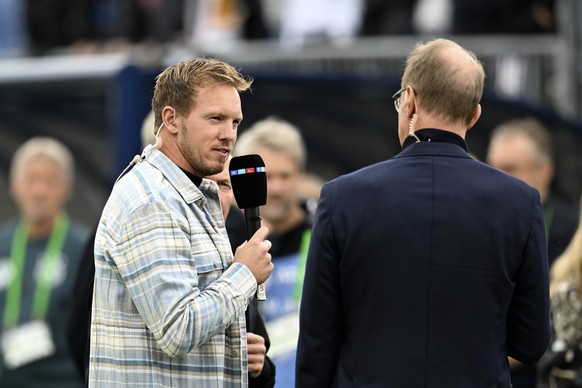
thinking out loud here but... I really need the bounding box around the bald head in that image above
[401,38,485,126]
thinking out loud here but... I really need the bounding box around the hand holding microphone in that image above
[233,226,273,287]
[229,154,271,300]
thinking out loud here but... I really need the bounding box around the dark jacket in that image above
[296,129,551,387]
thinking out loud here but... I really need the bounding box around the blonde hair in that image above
[401,38,485,126]
[550,197,582,296]
[10,137,74,183]
[151,58,253,131]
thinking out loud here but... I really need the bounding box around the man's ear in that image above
[466,104,482,130]
[405,85,417,119]
[161,106,179,134]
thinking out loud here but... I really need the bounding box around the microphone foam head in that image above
[229,154,267,208]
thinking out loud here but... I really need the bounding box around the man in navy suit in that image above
[296,38,551,387]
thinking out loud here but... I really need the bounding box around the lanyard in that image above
[544,201,554,240]
[4,214,69,329]
[293,229,312,302]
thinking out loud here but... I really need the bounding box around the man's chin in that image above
[25,213,54,224]
[209,165,224,176]
[261,208,288,224]
[201,162,225,177]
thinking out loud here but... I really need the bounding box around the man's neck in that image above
[24,217,57,239]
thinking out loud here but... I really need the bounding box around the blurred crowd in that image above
[0,0,558,58]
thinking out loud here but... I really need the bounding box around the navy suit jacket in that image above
[296,131,551,387]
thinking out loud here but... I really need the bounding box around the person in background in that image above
[89,58,273,386]
[0,137,89,387]
[25,0,97,55]
[296,172,325,224]
[487,117,579,267]
[233,116,312,387]
[276,0,363,47]
[67,111,275,387]
[359,0,418,35]
[451,0,556,34]
[296,38,551,387]
[537,196,582,386]
[66,110,157,383]
[103,0,183,52]
[183,0,269,52]
[487,117,580,388]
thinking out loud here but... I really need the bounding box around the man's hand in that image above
[247,332,266,378]
[234,226,273,285]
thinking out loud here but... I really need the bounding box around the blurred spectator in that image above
[412,0,452,34]
[108,0,184,46]
[538,197,582,387]
[66,112,155,383]
[183,0,269,52]
[412,0,556,35]
[233,116,313,387]
[240,0,270,40]
[25,0,96,55]
[487,117,578,266]
[0,137,89,387]
[486,116,579,388]
[360,0,418,35]
[296,172,324,223]
[277,0,364,46]
[452,0,556,34]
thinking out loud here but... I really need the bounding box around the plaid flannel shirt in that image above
[89,145,256,387]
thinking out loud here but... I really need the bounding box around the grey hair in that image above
[234,116,306,171]
[10,137,75,183]
[489,117,553,165]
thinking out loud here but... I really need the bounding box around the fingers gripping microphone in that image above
[229,154,268,300]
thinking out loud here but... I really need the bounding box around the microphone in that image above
[229,154,268,300]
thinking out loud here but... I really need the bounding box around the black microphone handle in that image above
[243,207,267,301]
[244,207,262,241]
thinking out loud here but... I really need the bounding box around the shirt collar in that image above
[142,145,208,206]
[180,168,203,188]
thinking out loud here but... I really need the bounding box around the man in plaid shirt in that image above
[89,58,273,387]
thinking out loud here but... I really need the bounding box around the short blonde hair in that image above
[151,58,253,131]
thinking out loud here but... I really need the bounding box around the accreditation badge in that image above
[1,320,55,369]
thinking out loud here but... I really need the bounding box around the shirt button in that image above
[232,350,239,357]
